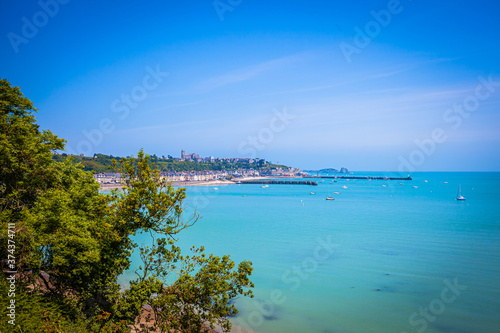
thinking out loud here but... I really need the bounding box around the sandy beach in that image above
[99,176,272,191]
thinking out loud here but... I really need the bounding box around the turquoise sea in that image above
[121,172,500,333]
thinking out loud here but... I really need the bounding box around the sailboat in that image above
[456,184,466,201]
[326,188,335,200]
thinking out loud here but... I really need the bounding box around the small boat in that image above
[400,183,404,185]
[333,180,337,182]
[242,195,248,197]
[214,187,218,190]
[444,182,448,184]
[382,185,386,187]
[413,186,418,188]
[342,186,348,189]
[261,185,269,188]
[456,184,466,201]
[326,197,335,201]
[424,180,428,183]
[333,192,340,195]
[310,192,316,195]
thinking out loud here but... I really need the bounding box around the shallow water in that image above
[121,172,500,333]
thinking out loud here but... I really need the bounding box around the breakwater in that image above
[240,180,318,186]
[310,175,412,180]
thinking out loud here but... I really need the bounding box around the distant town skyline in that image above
[1,1,500,171]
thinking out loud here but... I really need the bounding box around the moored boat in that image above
[456,184,466,201]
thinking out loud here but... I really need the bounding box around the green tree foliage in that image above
[53,153,288,174]
[0,78,254,332]
[52,153,117,173]
[0,78,65,212]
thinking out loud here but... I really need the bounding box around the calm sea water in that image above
[121,172,500,333]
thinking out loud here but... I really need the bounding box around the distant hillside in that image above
[52,153,289,173]
[304,167,350,174]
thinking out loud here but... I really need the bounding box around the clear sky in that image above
[1,0,500,171]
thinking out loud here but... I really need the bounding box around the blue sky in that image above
[1,0,500,171]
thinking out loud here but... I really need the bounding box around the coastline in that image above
[99,176,274,191]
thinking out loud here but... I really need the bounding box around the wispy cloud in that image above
[114,118,217,134]
[356,56,463,83]
[284,84,480,129]
[423,56,464,65]
[251,65,413,99]
[314,65,415,91]
[255,84,336,98]
[143,100,208,115]
[363,67,413,80]
[197,54,305,91]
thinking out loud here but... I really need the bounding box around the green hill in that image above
[52,153,289,173]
